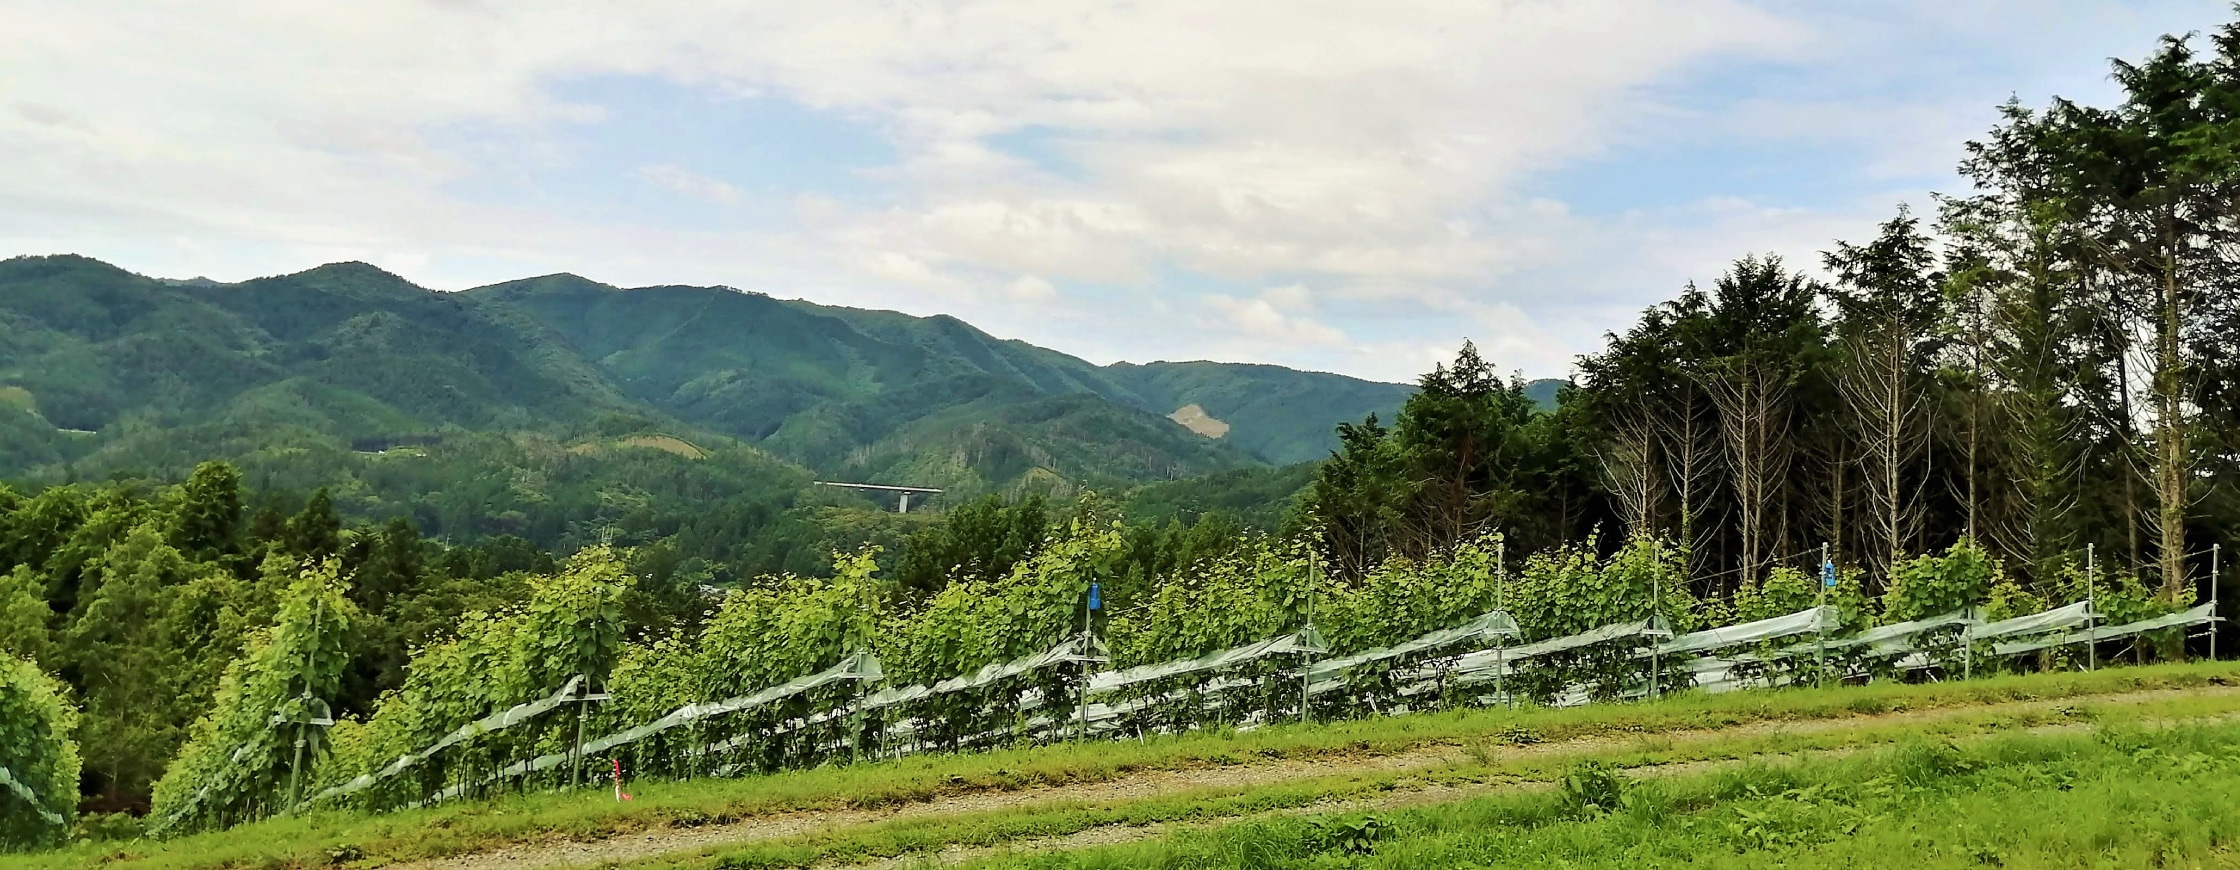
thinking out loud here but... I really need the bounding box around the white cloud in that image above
[0,1,2231,380]
[1206,289,1348,348]
[1005,274,1058,302]
[633,164,742,205]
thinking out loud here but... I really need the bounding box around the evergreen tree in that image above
[284,489,342,560]
[0,566,53,666]
[169,461,244,563]
[59,523,195,811]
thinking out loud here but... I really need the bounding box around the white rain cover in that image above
[1449,617,1667,678]
[1303,609,1521,680]
[1991,603,2218,657]
[1655,607,1838,656]
[1078,673,1297,736]
[1686,657,1748,694]
[851,633,1106,715]
[1089,628,1327,695]
[709,636,1103,762]
[307,674,586,804]
[435,651,885,801]
[1824,609,1978,653]
[0,764,62,826]
[1968,600,2094,641]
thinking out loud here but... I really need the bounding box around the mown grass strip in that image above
[955,720,2240,869]
[641,683,2240,870]
[15,661,2236,870]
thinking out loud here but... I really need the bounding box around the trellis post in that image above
[2087,544,2097,672]
[1497,538,1510,710]
[1301,547,1317,725]
[291,597,320,810]
[1817,542,1830,688]
[279,595,334,815]
[1650,538,1662,701]
[1079,580,1099,743]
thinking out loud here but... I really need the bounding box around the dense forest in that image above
[0,462,1295,818]
[1306,27,2240,606]
[0,252,1425,582]
[3,9,2240,841]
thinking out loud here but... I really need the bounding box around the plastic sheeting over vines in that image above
[0,654,76,849]
[150,559,357,833]
[156,530,2220,835]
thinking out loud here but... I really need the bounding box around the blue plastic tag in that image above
[1088,582,1102,611]
[1821,561,1837,588]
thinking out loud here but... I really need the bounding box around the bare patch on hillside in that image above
[620,435,709,459]
[568,435,709,460]
[1168,404,1229,438]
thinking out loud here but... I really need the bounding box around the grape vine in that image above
[0,654,77,850]
[133,526,2201,838]
[149,558,357,833]
[307,547,633,809]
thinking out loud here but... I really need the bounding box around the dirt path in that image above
[388,685,2240,870]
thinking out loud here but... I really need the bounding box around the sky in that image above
[1,1,2231,385]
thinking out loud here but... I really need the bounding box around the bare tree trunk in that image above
[1831,457,1847,563]
[1837,323,1928,589]
[2154,235,2189,601]
[2117,347,2143,575]
[1658,377,1719,593]
[1967,287,1986,544]
[1602,413,1660,541]
[1707,358,1793,595]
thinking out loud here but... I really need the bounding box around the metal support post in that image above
[572,694,588,789]
[1078,583,1093,744]
[1301,549,1316,725]
[1650,538,1662,701]
[1817,543,1830,687]
[1497,539,1509,710]
[286,596,326,813]
[2087,545,2097,672]
[288,726,307,811]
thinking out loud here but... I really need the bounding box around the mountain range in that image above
[0,255,1438,560]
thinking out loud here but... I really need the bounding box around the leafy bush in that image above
[1507,536,1696,704]
[1884,540,1998,623]
[149,559,357,832]
[1560,760,1625,816]
[603,548,881,776]
[873,517,1124,752]
[307,547,633,809]
[0,654,77,850]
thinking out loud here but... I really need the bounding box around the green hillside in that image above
[465,272,1410,475]
[1116,462,1320,529]
[463,274,1257,489]
[0,255,1412,565]
[0,256,637,441]
[1523,376,1566,410]
[1101,361,1414,464]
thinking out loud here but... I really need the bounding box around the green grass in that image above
[14,662,2237,870]
[639,681,2240,870]
[960,720,2240,869]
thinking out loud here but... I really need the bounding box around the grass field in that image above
[958,721,2240,869]
[16,662,2240,870]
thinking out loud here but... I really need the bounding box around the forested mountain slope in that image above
[1100,361,1417,464]
[0,256,643,467]
[0,255,1408,564]
[466,273,1412,470]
